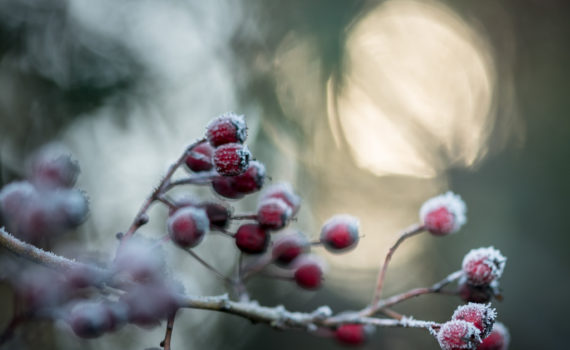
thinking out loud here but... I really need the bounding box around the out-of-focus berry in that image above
[260,183,301,215]
[257,198,292,230]
[67,301,113,338]
[335,324,368,346]
[231,160,266,194]
[198,201,232,230]
[211,176,244,199]
[272,230,309,266]
[293,256,324,290]
[477,322,510,350]
[235,223,269,254]
[14,266,68,310]
[320,215,359,252]
[458,282,496,304]
[113,239,165,284]
[167,207,209,248]
[213,143,251,176]
[437,320,482,350]
[185,141,214,172]
[462,247,506,286]
[0,181,35,220]
[419,192,466,235]
[206,113,247,147]
[452,303,496,338]
[122,284,179,327]
[28,143,80,189]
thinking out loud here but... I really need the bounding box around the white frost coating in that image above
[320,214,360,237]
[462,247,507,283]
[437,320,482,350]
[491,322,510,349]
[313,305,333,318]
[419,191,467,233]
[452,303,496,338]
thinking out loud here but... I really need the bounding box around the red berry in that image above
[477,322,509,350]
[260,183,301,215]
[167,207,209,248]
[213,143,250,176]
[211,176,244,199]
[458,282,495,304]
[320,215,359,252]
[257,198,292,230]
[29,143,80,189]
[462,247,506,286]
[419,192,466,235]
[206,113,247,147]
[272,230,309,266]
[293,257,324,290]
[437,320,482,350]
[185,141,214,172]
[235,223,269,254]
[231,160,266,194]
[335,324,367,346]
[452,303,496,338]
[198,201,232,230]
[68,302,113,338]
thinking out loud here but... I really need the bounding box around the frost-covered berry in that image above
[113,238,166,284]
[452,303,496,338]
[198,201,232,230]
[54,189,89,228]
[0,181,35,220]
[29,143,80,189]
[185,141,214,172]
[320,215,359,252]
[272,230,309,266]
[213,143,250,176]
[335,324,367,346]
[167,207,209,248]
[462,247,506,286]
[122,284,179,327]
[257,198,292,230]
[419,192,466,235]
[206,113,247,147]
[67,302,113,338]
[235,223,269,254]
[231,160,266,194]
[211,176,244,199]
[437,320,482,350]
[293,256,324,290]
[15,266,68,310]
[260,183,301,215]
[458,282,496,304]
[477,322,510,350]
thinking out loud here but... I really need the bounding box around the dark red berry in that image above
[335,324,367,346]
[213,143,250,176]
[437,320,482,350]
[293,257,323,290]
[257,198,292,230]
[459,282,495,304]
[212,176,244,199]
[206,113,247,147]
[320,215,359,252]
[68,302,113,338]
[235,223,269,254]
[260,183,301,215]
[29,143,80,189]
[477,322,509,350]
[185,141,214,172]
[231,160,266,194]
[272,231,308,266]
[198,201,232,229]
[167,207,209,248]
[452,303,496,338]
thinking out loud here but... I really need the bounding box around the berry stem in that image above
[231,214,258,220]
[184,249,232,284]
[156,195,177,211]
[164,170,218,190]
[160,312,176,350]
[368,223,425,313]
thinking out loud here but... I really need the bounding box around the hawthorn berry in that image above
[458,282,495,304]
[462,247,506,286]
[122,284,179,327]
[260,183,301,215]
[293,257,324,290]
[213,143,251,176]
[206,112,247,147]
[167,207,209,248]
[211,176,244,199]
[272,230,309,266]
[437,320,482,350]
[185,141,214,172]
[198,201,232,230]
[28,143,80,189]
[67,302,113,338]
[419,191,466,235]
[0,181,35,220]
[235,223,269,254]
[257,197,292,230]
[113,238,166,284]
[320,214,359,252]
[477,322,510,350]
[452,303,496,338]
[335,324,367,346]
[231,160,266,194]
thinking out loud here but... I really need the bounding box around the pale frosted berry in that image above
[452,303,496,338]
[113,238,166,284]
[167,207,209,248]
[272,230,309,266]
[212,176,244,199]
[335,324,367,346]
[462,247,506,286]
[320,214,359,252]
[260,183,301,215]
[54,189,89,228]
[29,143,80,189]
[419,192,466,235]
[122,284,179,327]
[0,181,35,220]
[68,301,113,338]
[185,141,214,172]
[206,112,247,147]
[213,143,250,176]
[477,322,509,350]
[15,266,68,310]
[198,201,232,230]
[231,160,266,194]
[293,256,324,290]
[437,320,482,350]
[257,197,292,230]
[235,223,269,254]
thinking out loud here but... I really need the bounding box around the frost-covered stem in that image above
[160,312,176,350]
[156,195,177,211]
[369,223,425,313]
[164,170,218,190]
[120,138,206,242]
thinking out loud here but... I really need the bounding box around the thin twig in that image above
[160,312,176,350]
[230,214,258,221]
[164,170,217,190]
[184,249,232,284]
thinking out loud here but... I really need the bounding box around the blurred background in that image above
[0,0,568,349]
